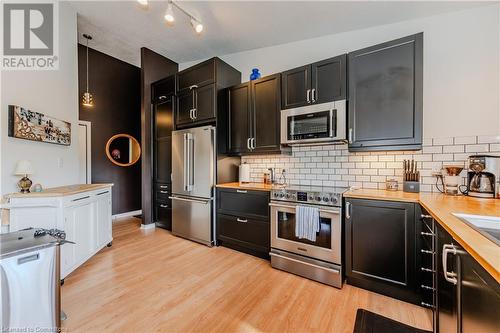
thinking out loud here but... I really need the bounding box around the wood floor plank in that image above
[61,217,432,333]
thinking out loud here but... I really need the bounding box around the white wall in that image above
[181,4,500,139]
[1,3,80,195]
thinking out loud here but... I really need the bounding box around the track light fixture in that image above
[137,0,203,35]
[190,17,203,34]
[164,2,175,24]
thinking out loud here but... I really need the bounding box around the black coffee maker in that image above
[467,155,500,198]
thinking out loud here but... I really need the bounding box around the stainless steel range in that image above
[269,186,347,288]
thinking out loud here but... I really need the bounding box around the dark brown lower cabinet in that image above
[344,198,420,304]
[436,223,500,333]
[216,188,270,259]
[154,182,171,230]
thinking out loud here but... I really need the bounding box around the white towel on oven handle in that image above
[295,205,320,242]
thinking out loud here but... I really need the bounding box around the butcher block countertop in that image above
[216,182,284,192]
[5,184,113,198]
[344,189,500,283]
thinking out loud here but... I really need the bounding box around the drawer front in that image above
[216,188,269,220]
[177,60,215,93]
[155,182,171,192]
[155,202,172,230]
[217,213,269,249]
[153,76,175,102]
[156,189,170,203]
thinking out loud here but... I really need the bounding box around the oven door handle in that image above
[269,202,340,215]
[270,252,340,274]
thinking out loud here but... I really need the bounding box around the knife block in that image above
[403,181,420,193]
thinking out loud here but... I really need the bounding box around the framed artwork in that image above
[8,105,71,146]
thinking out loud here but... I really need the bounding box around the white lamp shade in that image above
[14,160,33,175]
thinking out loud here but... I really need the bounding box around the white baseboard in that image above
[140,223,156,230]
[112,210,142,221]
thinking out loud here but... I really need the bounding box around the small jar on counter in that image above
[263,172,271,185]
[386,179,399,191]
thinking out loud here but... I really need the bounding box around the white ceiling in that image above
[72,1,490,67]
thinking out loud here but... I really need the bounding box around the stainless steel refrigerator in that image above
[170,125,215,246]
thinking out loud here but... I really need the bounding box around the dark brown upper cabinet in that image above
[228,74,282,155]
[348,33,423,152]
[175,57,240,129]
[228,83,251,154]
[281,54,346,110]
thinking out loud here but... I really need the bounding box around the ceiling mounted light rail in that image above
[136,0,203,35]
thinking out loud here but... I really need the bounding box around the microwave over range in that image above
[280,100,347,145]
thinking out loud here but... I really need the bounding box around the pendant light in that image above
[82,34,93,107]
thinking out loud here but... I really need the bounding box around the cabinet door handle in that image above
[236,218,248,223]
[158,95,167,100]
[251,137,256,150]
[247,138,251,150]
[421,214,433,219]
[306,89,311,103]
[421,231,435,237]
[348,128,353,144]
[193,108,197,119]
[311,88,316,102]
[72,196,90,202]
[159,204,169,208]
[236,190,247,193]
[160,190,169,194]
[159,185,169,189]
[189,109,193,120]
[96,191,109,196]
[189,85,198,90]
[442,244,458,285]
[345,201,351,219]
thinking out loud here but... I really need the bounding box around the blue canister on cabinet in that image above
[250,68,261,81]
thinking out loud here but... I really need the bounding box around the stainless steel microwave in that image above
[280,100,347,145]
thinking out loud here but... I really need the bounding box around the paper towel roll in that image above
[239,163,250,183]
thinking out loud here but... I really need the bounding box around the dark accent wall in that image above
[140,48,178,225]
[78,45,141,215]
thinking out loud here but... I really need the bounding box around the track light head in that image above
[190,17,203,34]
[164,2,175,24]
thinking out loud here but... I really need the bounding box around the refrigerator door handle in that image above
[188,133,195,190]
[183,133,188,191]
[169,196,210,205]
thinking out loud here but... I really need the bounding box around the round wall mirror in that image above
[105,134,141,167]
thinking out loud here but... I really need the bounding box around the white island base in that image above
[3,184,113,279]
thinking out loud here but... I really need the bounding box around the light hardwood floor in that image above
[61,217,432,333]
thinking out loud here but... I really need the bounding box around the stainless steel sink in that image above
[453,213,500,246]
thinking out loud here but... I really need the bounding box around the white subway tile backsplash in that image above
[465,144,489,153]
[490,144,500,152]
[241,135,494,191]
[477,135,500,144]
[423,146,442,154]
[454,136,477,145]
[433,137,454,145]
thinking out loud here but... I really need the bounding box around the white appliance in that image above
[281,100,347,145]
[239,163,251,183]
[0,229,61,331]
[170,126,216,246]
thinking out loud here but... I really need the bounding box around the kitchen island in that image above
[2,184,113,278]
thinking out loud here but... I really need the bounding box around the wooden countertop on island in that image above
[344,189,500,283]
[5,183,114,198]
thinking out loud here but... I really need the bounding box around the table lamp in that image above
[14,160,33,193]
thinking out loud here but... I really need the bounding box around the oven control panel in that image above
[271,189,342,207]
